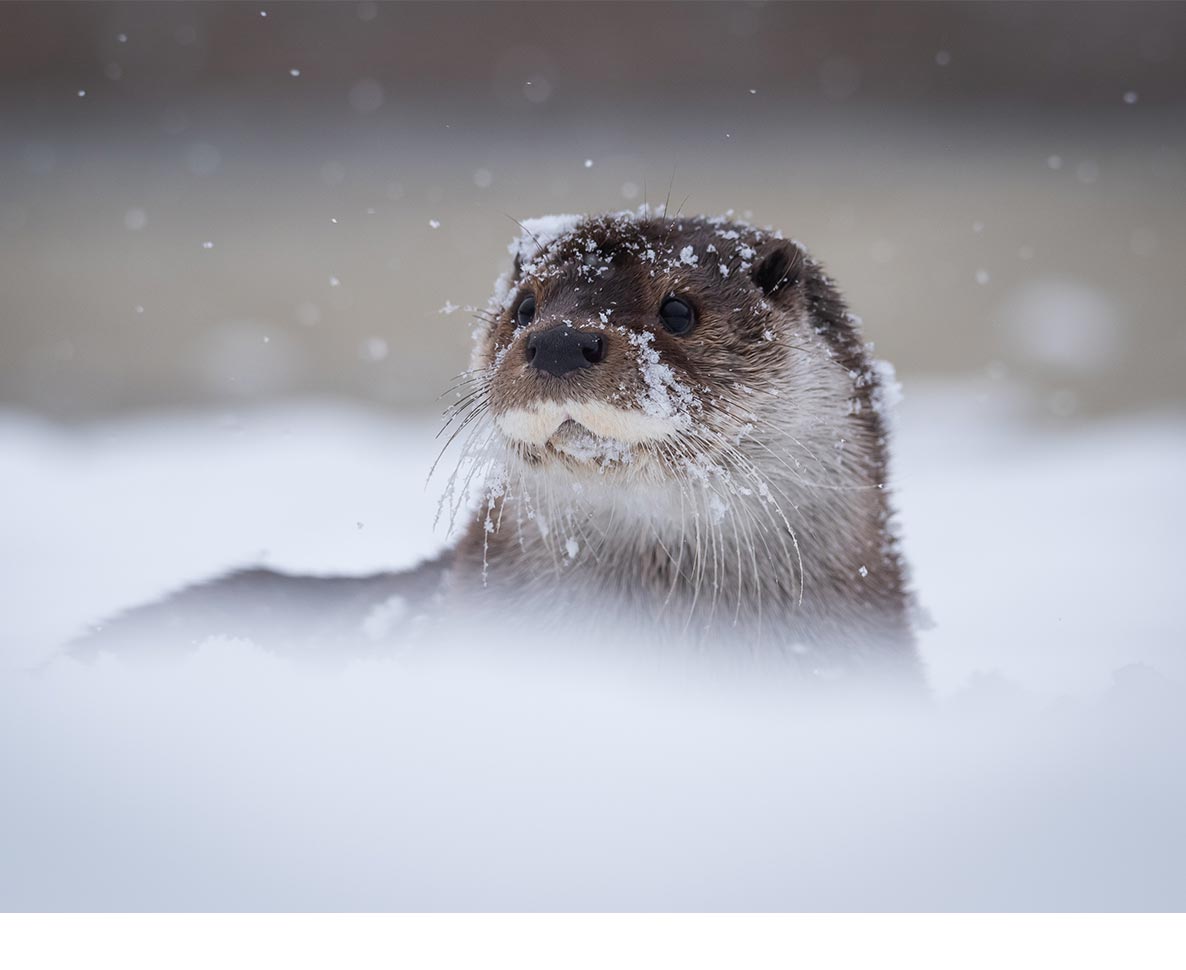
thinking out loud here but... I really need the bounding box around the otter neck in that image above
[456,464,895,639]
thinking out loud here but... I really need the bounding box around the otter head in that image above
[462,210,872,471]
[442,208,891,559]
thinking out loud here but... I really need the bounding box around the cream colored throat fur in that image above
[496,401,677,447]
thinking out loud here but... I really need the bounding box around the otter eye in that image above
[515,294,536,328]
[659,296,695,335]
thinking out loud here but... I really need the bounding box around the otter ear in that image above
[750,241,804,297]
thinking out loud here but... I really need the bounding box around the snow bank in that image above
[1,383,1183,910]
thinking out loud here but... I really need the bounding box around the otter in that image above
[78,209,916,680]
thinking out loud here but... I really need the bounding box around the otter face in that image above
[448,210,871,503]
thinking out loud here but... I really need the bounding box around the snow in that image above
[513,213,584,257]
[868,358,903,420]
[361,594,409,641]
[627,329,698,421]
[359,337,388,362]
[489,213,587,314]
[1,383,1184,910]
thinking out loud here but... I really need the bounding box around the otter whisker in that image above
[700,398,885,493]
[675,425,806,608]
[653,441,693,612]
[428,402,490,487]
[433,417,487,512]
[439,373,493,402]
[504,213,546,261]
[438,413,502,526]
[439,384,493,425]
[437,367,493,397]
[666,433,772,633]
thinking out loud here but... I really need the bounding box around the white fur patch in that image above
[497,400,676,447]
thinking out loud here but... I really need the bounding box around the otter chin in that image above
[497,401,677,449]
[79,207,919,686]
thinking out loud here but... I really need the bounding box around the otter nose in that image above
[524,326,605,377]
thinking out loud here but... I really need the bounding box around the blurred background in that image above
[3,0,1185,423]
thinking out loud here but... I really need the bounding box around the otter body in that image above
[81,210,916,680]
